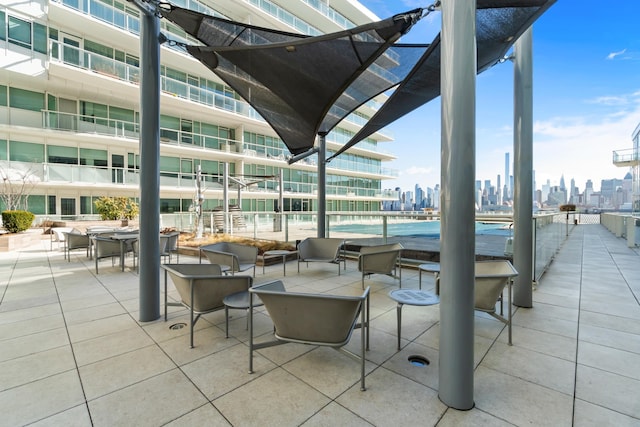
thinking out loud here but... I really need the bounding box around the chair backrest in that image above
[94,237,121,259]
[298,238,343,260]
[64,232,90,249]
[52,227,73,242]
[358,243,403,273]
[251,282,368,346]
[474,260,518,312]
[201,242,258,266]
[163,231,179,252]
[165,264,251,313]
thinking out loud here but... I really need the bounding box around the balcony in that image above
[612,147,640,166]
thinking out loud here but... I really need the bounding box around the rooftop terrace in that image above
[0,224,638,426]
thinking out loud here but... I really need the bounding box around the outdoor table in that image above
[418,262,440,293]
[109,233,139,271]
[222,290,264,338]
[388,289,439,350]
[262,250,297,276]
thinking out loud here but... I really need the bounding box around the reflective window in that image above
[48,145,78,165]
[8,16,30,49]
[9,87,45,112]
[9,141,45,163]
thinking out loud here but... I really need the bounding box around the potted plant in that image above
[94,196,139,226]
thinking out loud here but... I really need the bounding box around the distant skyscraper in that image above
[505,152,510,198]
[497,174,502,205]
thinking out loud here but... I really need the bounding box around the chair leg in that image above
[225,306,229,338]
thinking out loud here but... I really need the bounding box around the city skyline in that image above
[359,0,640,194]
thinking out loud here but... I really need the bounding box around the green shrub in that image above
[2,210,35,233]
[94,196,139,220]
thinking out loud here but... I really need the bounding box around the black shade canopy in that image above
[160,5,426,155]
[328,0,556,161]
[160,0,555,159]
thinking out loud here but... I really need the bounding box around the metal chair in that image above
[249,280,370,391]
[200,242,258,276]
[63,231,90,261]
[358,243,403,289]
[162,263,252,348]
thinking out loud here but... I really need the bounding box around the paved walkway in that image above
[0,224,638,426]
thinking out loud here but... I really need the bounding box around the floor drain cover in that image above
[169,322,187,330]
[408,355,430,367]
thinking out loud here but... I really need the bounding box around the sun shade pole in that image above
[439,0,476,409]
[224,162,229,233]
[128,0,161,322]
[317,133,327,238]
[513,28,534,308]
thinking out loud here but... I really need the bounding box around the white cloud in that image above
[607,49,627,60]
[405,166,433,175]
[531,104,640,189]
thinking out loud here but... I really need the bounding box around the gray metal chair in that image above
[358,243,403,289]
[162,231,180,263]
[63,231,90,261]
[93,236,122,273]
[162,263,252,347]
[249,280,370,391]
[200,242,258,276]
[297,237,344,275]
[474,260,518,345]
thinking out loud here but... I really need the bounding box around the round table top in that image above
[223,290,263,309]
[418,263,440,273]
[389,289,439,306]
[263,250,297,256]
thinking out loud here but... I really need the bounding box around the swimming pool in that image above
[330,220,511,238]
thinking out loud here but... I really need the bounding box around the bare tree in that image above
[0,164,39,211]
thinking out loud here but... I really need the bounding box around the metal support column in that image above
[317,133,327,238]
[439,0,476,409]
[223,162,229,233]
[278,169,284,232]
[513,28,534,307]
[137,5,161,322]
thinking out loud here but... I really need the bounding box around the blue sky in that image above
[358,0,640,193]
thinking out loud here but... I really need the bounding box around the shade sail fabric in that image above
[160,5,426,155]
[328,0,557,161]
[160,0,555,160]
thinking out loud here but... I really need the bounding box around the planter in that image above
[0,230,43,252]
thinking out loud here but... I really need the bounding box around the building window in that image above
[0,11,6,41]
[8,16,31,49]
[9,87,45,112]
[48,145,78,165]
[33,22,47,54]
[9,141,45,163]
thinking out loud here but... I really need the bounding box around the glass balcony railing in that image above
[612,148,640,165]
[40,108,398,177]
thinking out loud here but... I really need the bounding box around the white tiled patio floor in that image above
[0,224,638,426]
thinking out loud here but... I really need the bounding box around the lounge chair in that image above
[93,236,123,273]
[63,231,90,261]
[50,227,72,251]
[161,231,180,263]
[358,243,403,289]
[474,260,518,345]
[162,263,253,348]
[297,237,344,275]
[200,242,258,276]
[249,280,370,390]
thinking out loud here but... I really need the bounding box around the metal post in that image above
[137,6,161,322]
[223,162,229,233]
[513,28,534,308]
[317,133,327,238]
[439,0,476,409]
[279,169,284,232]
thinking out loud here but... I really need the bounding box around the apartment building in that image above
[0,0,399,218]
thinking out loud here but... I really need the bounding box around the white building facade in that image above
[0,0,399,219]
